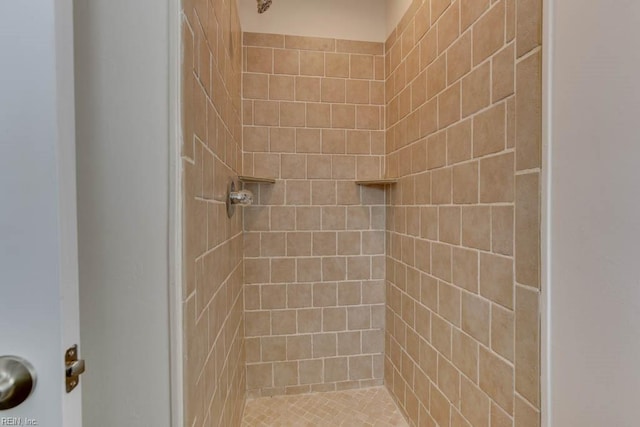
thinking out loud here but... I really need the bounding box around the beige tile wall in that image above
[182,0,542,421]
[241,32,388,397]
[182,0,246,425]
[384,0,541,426]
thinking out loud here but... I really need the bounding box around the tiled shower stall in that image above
[181,0,541,426]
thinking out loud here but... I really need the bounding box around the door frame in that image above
[541,0,552,426]
[168,0,185,425]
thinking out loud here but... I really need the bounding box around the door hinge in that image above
[65,345,85,393]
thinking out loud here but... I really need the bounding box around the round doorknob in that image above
[0,356,37,410]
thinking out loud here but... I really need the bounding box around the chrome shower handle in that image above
[229,189,254,206]
[226,180,255,218]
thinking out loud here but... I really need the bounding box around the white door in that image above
[0,0,82,426]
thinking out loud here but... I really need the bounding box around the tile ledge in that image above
[355,178,398,186]
[239,175,276,184]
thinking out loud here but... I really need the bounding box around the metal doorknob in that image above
[0,356,37,410]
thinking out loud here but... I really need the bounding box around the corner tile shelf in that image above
[355,178,398,186]
[238,175,276,184]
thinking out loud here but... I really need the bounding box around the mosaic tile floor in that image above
[241,386,409,427]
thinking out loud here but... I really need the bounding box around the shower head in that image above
[257,0,272,13]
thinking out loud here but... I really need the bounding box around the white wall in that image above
[386,0,413,36]
[74,0,173,425]
[238,0,415,43]
[238,0,387,41]
[546,0,640,426]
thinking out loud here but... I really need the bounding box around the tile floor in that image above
[241,386,409,427]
